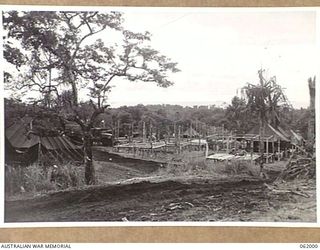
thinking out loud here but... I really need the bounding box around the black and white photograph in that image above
[1,7,317,224]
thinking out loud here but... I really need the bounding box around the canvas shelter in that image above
[5,118,83,165]
[182,127,199,138]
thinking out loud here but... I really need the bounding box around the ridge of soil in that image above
[5,177,316,222]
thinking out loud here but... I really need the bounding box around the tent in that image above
[5,118,83,165]
[182,127,199,138]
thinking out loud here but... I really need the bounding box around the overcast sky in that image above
[3,8,317,109]
[98,9,317,109]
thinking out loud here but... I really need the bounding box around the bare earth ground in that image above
[5,149,316,223]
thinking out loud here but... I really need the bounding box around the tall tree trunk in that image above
[69,67,78,107]
[308,76,315,141]
[258,69,265,172]
[47,66,52,108]
[71,81,78,107]
[83,130,95,185]
[259,116,265,172]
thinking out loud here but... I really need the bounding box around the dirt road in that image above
[5,177,316,222]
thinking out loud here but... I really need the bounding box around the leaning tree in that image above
[3,11,180,185]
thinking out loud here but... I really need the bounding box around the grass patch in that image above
[157,156,260,179]
[5,163,85,197]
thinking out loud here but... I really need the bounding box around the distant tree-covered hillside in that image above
[5,97,311,139]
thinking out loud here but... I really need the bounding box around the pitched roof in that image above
[247,123,290,142]
[6,118,81,150]
[289,129,304,142]
[267,124,290,142]
[183,127,199,137]
[6,120,39,148]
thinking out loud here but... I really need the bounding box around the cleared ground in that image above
[5,149,316,223]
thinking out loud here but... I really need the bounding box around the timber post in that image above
[278,138,281,162]
[266,137,269,163]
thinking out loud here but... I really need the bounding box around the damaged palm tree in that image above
[243,69,289,171]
